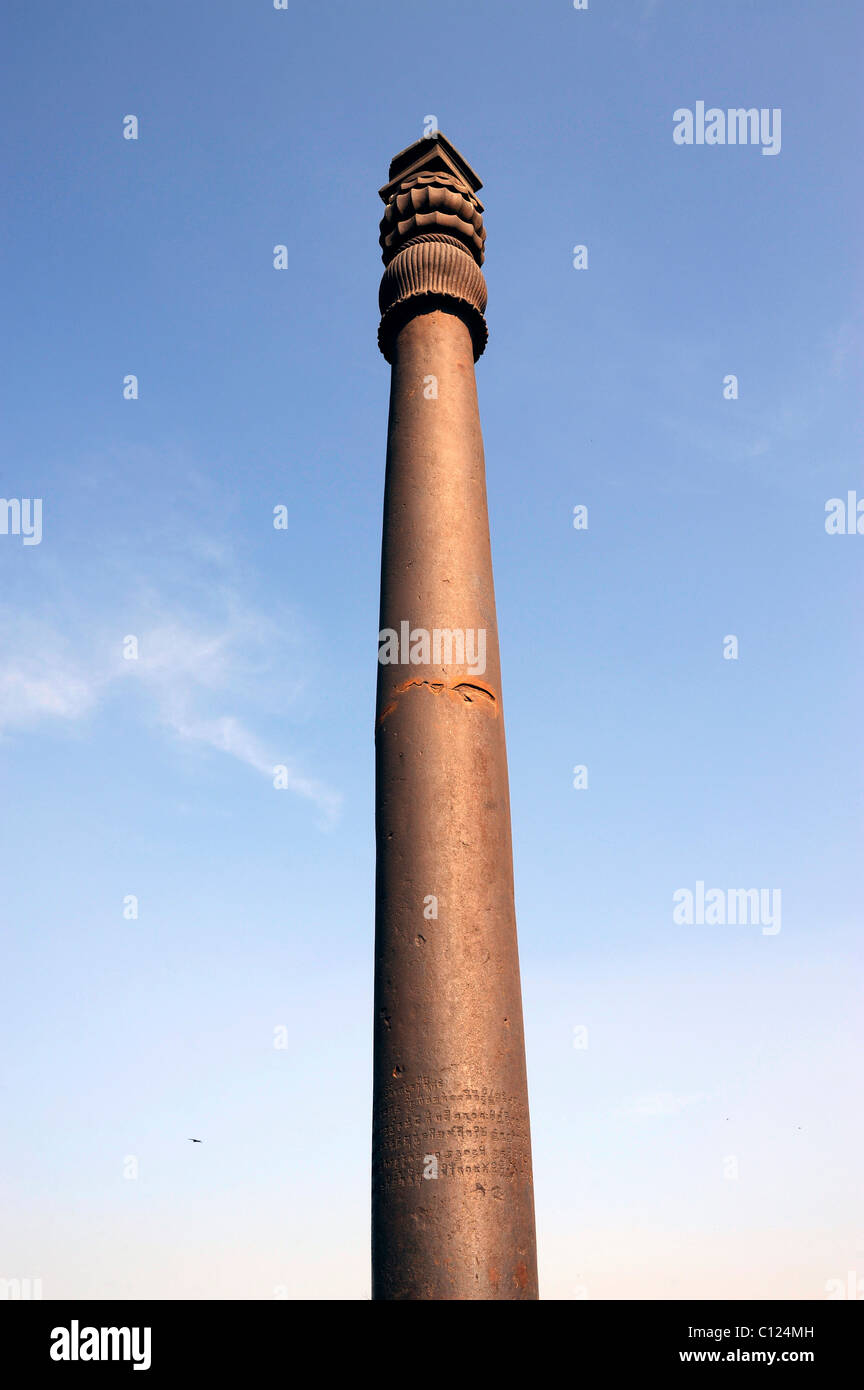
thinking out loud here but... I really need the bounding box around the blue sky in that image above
[1,0,861,1299]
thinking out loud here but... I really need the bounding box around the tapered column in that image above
[372,134,538,1300]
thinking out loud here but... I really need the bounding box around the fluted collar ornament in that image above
[378,132,489,362]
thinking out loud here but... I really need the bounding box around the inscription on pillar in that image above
[374,1076,531,1190]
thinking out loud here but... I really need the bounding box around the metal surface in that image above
[371,135,538,1300]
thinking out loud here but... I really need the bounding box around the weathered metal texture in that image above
[372,134,538,1300]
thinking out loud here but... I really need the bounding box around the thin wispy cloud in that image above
[0,661,99,728]
[0,602,342,826]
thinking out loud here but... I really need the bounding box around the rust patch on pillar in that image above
[378,676,498,728]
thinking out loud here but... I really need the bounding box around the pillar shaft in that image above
[372,135,538,1301]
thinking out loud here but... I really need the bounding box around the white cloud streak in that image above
[0,606,342,826]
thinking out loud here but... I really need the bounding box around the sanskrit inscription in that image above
[373,1075,532,1189]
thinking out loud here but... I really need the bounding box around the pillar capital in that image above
[377,133,488,362]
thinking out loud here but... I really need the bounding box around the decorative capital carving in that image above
[379,170,486,267]
[378,133,488,362]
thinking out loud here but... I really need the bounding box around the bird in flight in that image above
[187,1138,203,1143]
